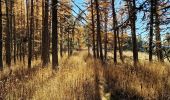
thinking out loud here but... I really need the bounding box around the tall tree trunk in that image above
[95,2,99,59]
[48,6,51,62]
[41,0,44,60]
[13,14,16,64]
[112,0,117,63]
[0,0,3,69]
[104,4,108,60]
[129,0,138,65]
[28,0,34,68]
[10,0,13,55]
[149,0,154,62]
[95,0,103,61]
[91,0,96,58]
[26,0,29,61]
[5,0,11,67]
[155,0,163,62]
[52,0,58,69]
[42,0,49,67]
[20,0,23,62]
[35,0,39,59]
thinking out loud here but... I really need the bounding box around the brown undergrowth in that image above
[0,52,170,100]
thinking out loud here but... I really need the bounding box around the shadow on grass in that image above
[103,65,144,100]
[110,88,143,100]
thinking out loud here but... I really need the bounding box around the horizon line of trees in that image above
[0,0,170,71]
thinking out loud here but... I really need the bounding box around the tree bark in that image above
[10,0,13,55]
[28,0,34,68]
[52,0,58,69]
[120,27,124,63]
[149,0,154,62]
[13,13,16,64]
[60,23,63,58]
[104,4,108,60]
[112,0,117,63]
[91,0,96,58]
[5,0,11,67]
[155,0,163,62]
[42,0,49,67]
[117,28,124,63]
[95,0,103,61]
[128,0,138,65]
[0,0,3,69]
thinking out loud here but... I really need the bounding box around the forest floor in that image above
[0,51,170,100]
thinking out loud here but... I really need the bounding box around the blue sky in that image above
[72,0,85,15]
[72,0,170,41]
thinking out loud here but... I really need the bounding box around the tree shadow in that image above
[103,65,144,100]
[110,88,143,100]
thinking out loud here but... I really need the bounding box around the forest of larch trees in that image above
[0,0,170,99]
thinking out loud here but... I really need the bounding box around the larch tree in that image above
[103,0,109,60]
[126,0,138,65]
[90,0,96,58]
[0,0,3,69]
[149,0,154,62]
[95,0,103,61]
[5,0,11,67]
[42,0,50,67]
[111,0,118,63]
[132,0,138,65]
[52,0,58,69]
[28,0,34,68]
[155,0,163,62]
[13,2,16,64]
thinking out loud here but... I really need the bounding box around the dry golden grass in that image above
[33,52,97,100]
[0,58,41,80]
[0,51,170,100]
[106,62,170,99]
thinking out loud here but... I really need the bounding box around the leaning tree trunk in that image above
[52,0,58,69]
